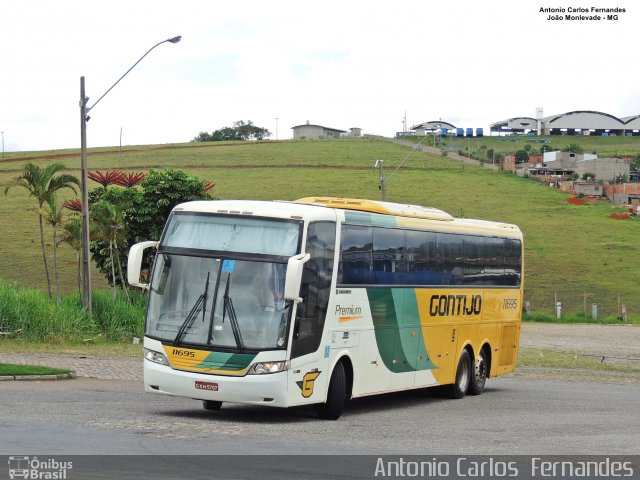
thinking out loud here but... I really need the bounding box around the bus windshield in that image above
[145,213,301,350]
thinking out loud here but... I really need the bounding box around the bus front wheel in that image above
[315,362,346,420]
[446,349,471,399]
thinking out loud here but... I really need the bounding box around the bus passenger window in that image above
[338,225,373,285]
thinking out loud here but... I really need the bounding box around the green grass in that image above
[0,280,146,342]
[0,363,71,376]
[1,137,639,318]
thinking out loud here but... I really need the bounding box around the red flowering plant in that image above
[63,198,82,212]
[203,181,217,193]
[113,172,147,188]
[87,170,126,188]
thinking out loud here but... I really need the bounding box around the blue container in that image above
[476,128,484,137]
[456,128,464,137]
[466,128,474,137]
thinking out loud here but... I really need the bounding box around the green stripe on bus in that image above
[197,351,256,371]
[368,289,412,373]
[367,288,436,373]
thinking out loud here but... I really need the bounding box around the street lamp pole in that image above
[79,35,181,313]
[79,77,90,311]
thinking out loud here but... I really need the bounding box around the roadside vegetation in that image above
[0,279,145,342]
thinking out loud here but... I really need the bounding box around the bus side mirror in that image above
[128,241,158,289]
[284,253,310,303]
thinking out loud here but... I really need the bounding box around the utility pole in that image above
[79,35,181,313]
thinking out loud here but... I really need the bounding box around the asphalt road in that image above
[2,375,639,456]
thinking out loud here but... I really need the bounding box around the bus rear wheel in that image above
[446,349,471,399]
[316,362,346,420]
[468,348,488,396]
[202,400,222,410]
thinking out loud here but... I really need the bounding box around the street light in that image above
[374,159,385,201]
[375,136,428,201]
[79,35,181,313]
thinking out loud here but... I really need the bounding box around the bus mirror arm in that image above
[128,241,158,289]
[284,253,311,303]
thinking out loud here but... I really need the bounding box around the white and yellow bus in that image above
[129,197,523,419]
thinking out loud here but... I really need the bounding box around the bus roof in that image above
[295,197,454,221]
[295,197,522,239]
[172,198,522,239]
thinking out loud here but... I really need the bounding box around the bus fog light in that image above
[144,348,170,366]
[249,361,288,375]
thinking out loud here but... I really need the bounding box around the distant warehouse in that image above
[491,110,640,136]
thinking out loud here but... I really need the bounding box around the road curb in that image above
[0,372,76,381]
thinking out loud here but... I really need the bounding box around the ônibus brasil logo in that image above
[8,456,73,479]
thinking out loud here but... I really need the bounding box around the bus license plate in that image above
[195,381,218,391]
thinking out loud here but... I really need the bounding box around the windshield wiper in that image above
[173,272,210,346]
[222,274,244,349]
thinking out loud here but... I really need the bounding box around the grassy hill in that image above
[1,137,638,318]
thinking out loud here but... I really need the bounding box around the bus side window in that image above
[291,222,336,359]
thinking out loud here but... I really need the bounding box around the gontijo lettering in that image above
[429,294,482,317]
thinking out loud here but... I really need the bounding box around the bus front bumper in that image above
[144,359,290,407]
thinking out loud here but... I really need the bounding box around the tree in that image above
[59,217,83,296]
[233,120,270,140]
[192,120,270,142]
[91,200,129,301]
[4,163,79,297]
[45,197,65,301]
[564,143,584,154]
[87,168,214,287]
[540,144,553,154]
[514,149,529,163]
[132,168,212,241]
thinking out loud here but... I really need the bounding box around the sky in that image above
[1,0,638,152]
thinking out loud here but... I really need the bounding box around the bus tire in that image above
[315,362,346,420]
[446,349,471,399]
[202,400,222,411]
[468,347,488,396]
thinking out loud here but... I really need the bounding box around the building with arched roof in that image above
[410,120,456,135]
[540,110,627,136]
[491,110,640,136]
[489,117,538,135]
[621,115,640,131]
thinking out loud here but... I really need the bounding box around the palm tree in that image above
[4,163,79,297]
[45,197,65,301]
[91,199,130,302]
[59,217,83,297]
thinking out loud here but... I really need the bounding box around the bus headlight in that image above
[144,348,170,366]
[248,361,288,375]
